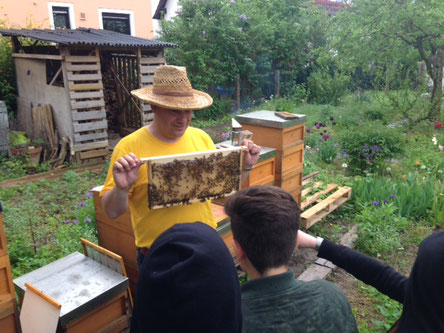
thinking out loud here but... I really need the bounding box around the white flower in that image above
[386,167,391,172]
[342,163,348,168]
[420,165,426,170]
[432,135,438,145]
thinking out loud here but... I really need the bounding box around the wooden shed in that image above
[0,28,177,163]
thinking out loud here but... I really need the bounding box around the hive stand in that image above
[236,111,306,203]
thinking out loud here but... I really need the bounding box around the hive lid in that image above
[14,252,128,325]
[236,110,306,129]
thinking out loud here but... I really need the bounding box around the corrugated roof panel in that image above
[0,28,177,48]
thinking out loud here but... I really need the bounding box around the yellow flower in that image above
[402,175,406,180]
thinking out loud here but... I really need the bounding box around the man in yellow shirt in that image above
[101,65,260,268]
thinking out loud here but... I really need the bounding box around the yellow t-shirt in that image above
[100,126,217,248]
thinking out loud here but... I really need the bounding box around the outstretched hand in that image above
[241,139,261,168]
[112,152,142,192]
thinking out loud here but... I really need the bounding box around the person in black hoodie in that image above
[131,222,242,333]
[297,230,444,332]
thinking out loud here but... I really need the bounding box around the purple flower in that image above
[383,200,389,204]
[85,218,92,223]
[306,128,311,133]
[323,134,330,141]
[64,220,71,224]
[239,14,247,21]
[78,202,85,207]
[86,192,93,199]
[238,27,243,32]
[315,123,321,129]
[230,0,235,4]
[73,219,80,224]
[390,195,397,199]
[371,146,381,152]
[372,201,380,206]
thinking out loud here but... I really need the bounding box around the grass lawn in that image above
[0,91,443,332]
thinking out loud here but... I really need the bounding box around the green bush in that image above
[193,98,233,121]
[364,109,385,121]
[307,68,350,106]
[355,204,409,256]
[275,97,296,112]
[340,125,404,173]
[0,21,17,116]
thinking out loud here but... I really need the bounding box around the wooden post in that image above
[236,74,240,111]
[0,102,9,155]
[275,69,280,98]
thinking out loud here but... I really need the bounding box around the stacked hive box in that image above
[0,206,20,333]
[236,111,306,203]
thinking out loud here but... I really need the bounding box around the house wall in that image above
[0,0,154,38]
[14,58,73,140]
[151,0,179,38]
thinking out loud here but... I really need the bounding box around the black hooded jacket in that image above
[318,231,444,333]
[130,222,242,333]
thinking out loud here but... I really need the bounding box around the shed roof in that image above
[0,28,177,48]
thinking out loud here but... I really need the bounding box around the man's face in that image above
[152,106,193,141]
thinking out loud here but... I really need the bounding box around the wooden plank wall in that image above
[64,48,109,162]
[111,54,141,129]
[137,51,165,126]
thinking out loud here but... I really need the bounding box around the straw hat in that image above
[131,65,213,110]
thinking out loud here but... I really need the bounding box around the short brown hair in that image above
[224,186,300,274]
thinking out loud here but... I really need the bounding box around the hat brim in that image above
[131,86,213,110]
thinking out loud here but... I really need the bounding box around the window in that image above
[102,13,130,35]
[53,6,70,29]
[99,9,135,36]
[48,3,75,29]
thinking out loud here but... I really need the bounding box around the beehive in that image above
[236,110,306,203]
[0,208,19,332]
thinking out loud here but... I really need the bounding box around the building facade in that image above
[0,0,155,39]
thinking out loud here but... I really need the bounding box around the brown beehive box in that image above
[142,147,244,209]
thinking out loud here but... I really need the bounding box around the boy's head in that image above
[131,222,242,333]
[225,185,300,275]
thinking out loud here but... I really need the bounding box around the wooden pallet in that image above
[300,173,352,229]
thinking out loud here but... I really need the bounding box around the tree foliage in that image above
[332,0,444,119]
[159,0,330,103]
[0,19,17,115]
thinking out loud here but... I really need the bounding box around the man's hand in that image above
[241,139,261,169]
[113,153,142,192]
[102,153,141,220]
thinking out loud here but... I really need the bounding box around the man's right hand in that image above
[113,153,142,192]
[102,153,141,220]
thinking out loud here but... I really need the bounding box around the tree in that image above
[159,0,329,103]
[332,0,444,120]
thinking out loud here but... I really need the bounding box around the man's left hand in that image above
[241,139,261,169]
